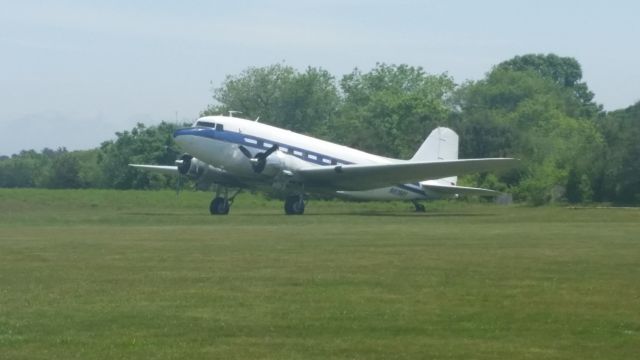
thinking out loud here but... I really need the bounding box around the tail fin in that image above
[411,127,459,185]
[411,127,459,161]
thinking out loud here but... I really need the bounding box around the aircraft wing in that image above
[129,164,179,175]
[421,183,502,197]
[297,158,517,191]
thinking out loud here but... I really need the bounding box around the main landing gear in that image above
[209,187,240,215]
[210,197,230,215]
[412,200,426,213]
[284,194,305,215]
[208,187,306,215]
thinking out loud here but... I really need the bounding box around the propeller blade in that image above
[263,144,279,157]
[175,154,193,196]
[240,144,279,174]
[251,157,267,174]
[238,145,252,159]
[176,154,193,175]
[175,174,183,196]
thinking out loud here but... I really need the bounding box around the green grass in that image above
[0,189,639,359]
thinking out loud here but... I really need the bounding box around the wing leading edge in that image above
[129,164,179,175]
[297,158,518,191]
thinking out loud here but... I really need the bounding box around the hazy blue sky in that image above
[1,0,639,155]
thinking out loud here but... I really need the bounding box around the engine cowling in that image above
[176,154,202,178]
[260,152,287,177]
[175,154,225,189]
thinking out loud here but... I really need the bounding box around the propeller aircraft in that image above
[131,114,517,215]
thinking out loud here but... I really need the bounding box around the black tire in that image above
[210,197,230,215]
[284,195,305,215]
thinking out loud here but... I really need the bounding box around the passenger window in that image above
[215,124,224,131]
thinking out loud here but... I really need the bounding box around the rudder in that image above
[411,127,459,186]
[411,127,459,162]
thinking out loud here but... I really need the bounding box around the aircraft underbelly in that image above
[337,186,427,201]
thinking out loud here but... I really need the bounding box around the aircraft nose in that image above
[173,128,192,147]
[173,128,186,138]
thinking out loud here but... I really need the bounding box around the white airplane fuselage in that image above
[173,115,442,201]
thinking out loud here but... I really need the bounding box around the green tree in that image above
[0,150,50,188]
[99,122,180,189]
[336,63,455,158]
[496,53,601,117]
[203,64,339,135]
[45,149,83,189]
[452,56,604,204]
[596,101,640,203]
[74,149,103,188]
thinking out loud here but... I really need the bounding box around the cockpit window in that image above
[215,123,224,131]
[196,121,216,128]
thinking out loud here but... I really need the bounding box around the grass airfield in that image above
[0,189,639,359]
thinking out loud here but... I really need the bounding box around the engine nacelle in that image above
[176,154,202,178]
[261,151,307,177]
[175,154,225,189]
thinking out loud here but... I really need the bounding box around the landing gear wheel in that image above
[412,201,426,213]
[210,197,230,215]
[284,195,305,215]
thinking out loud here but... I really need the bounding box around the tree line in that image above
[1,54,639,204]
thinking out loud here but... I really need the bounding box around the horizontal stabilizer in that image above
[129,164,179,176]
[298,158,518,191]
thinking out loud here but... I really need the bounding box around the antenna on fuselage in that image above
[228,110,242,117]
[255,116,260,122]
